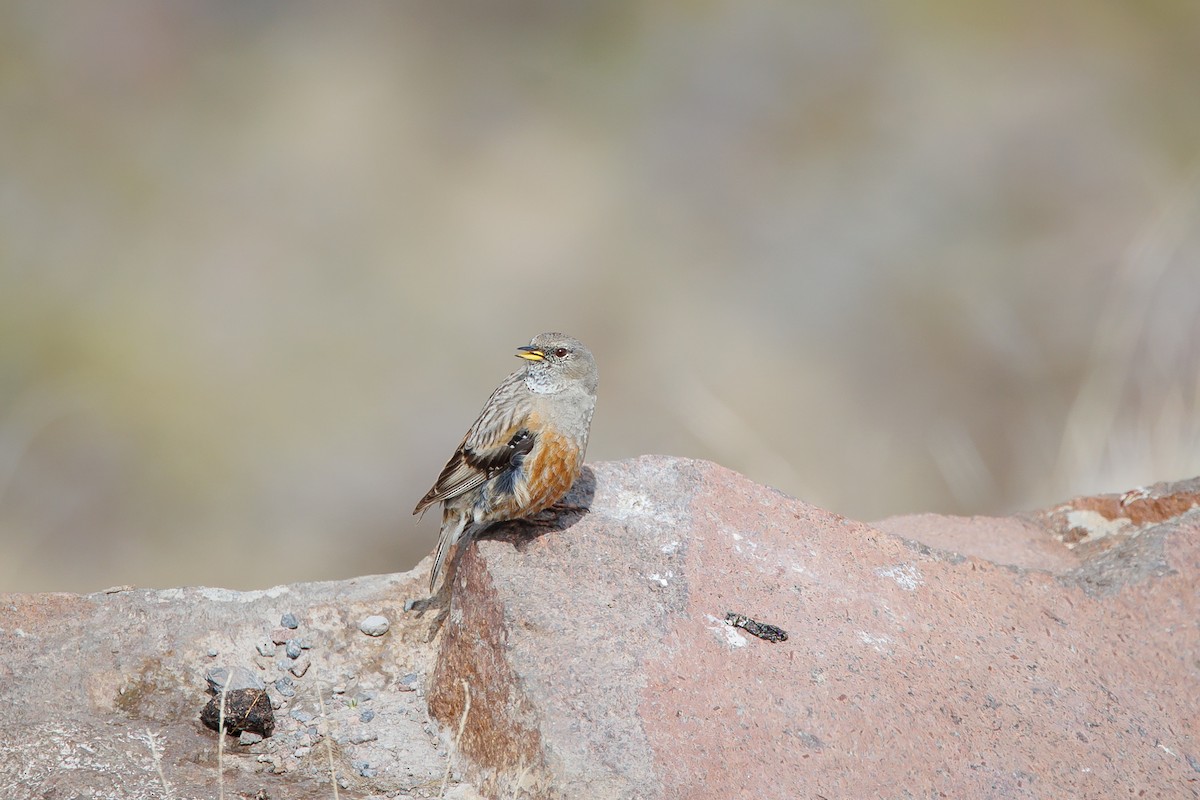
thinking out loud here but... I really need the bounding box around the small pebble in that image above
[269,628,291,645]
[206,666,265,693]
[238,731,263,746]
[274,676,296,698]
[289,709,315,724]
[290,654,311,678]
[331,683,346,694]
[398,673,419,692]
[280,612,300,629]
[206,648,219,658]
[359,709,375,723]
[403,598,418,612]
[358,615,390,637]
[294,746,311,758]
[284,639,302,659]
[255,640,276,657]
[348,729,377,745]
[352,760,377,778]
[299,637,314,650]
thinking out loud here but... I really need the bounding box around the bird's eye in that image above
[554,347,569,358]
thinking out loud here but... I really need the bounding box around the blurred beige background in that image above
[2,2,1199,593]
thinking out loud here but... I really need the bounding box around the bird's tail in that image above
[429,512,469,593]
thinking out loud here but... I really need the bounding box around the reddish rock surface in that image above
[430,457,1200,799]
[1,458,1195,799]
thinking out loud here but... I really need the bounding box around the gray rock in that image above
[3,459,1196,800]
[358,615,390,636]
[289,653,311,677]
[205,666,264,693]
[280,612,300,629]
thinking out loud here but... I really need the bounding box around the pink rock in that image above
[429,457,1200,799]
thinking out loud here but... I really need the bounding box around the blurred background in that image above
[2,1,1199,593]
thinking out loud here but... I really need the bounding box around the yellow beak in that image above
[516,346,545,362]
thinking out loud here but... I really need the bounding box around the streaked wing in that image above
[413,372,532,514]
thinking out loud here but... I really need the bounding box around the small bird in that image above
[414,333,598,593]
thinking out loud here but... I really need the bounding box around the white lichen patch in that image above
[1063,508,1131,548]
[706,614,748,648]
[722,526,764,559]
[606,491,680,528]
[647,571,673,588]
[875,563,923,591]
[857,631,893,654]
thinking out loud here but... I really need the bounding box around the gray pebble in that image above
[206,648,219,658]
[299,637,314,650]
[255,640,277,657]
[352,760,377,778]
[358,615,390,636]
[206,666,264,693]
[403,598,418,612]
[398,673,419,692]
[290,653,311,678]
[274,676,295,698]
[285,639,302,659]
[359,709,375,723]
[280,612,300,629]
[238,731,263,746]
[289,708,315,723]
[348,729,378,744]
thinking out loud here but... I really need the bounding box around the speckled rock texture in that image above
[0,574,453,800]
[429,458,1200,800]
[2,459,1196,800]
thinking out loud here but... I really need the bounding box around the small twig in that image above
[217,673,231,800]
[316,684,341,800]
[440,679,471,798]
[136,728,173,799]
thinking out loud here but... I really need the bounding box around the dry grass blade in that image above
[439,679,471,798]
[316,684,341,800]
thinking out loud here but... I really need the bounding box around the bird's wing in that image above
[413,372,534,514]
